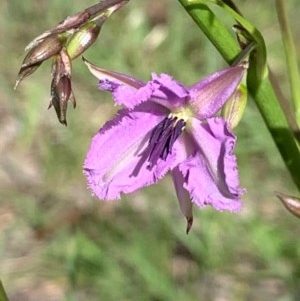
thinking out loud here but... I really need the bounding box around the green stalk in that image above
[275,0,300,125]
[0,281,10,301]
[188,0,267,80]
[178,2,240,63]
[177,0,300,190]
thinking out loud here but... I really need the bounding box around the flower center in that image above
[146,112,188,169]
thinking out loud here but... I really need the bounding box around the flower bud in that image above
[48,50,75,125]
[66,20,104,60]
[22,34,66,69]
[52,48,72,79]
[221,84,247,129]
[49,75,75,126]
[15,34,66,89]
[276,192,300,219]
[14,62,42,90]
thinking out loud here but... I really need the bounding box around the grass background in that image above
[1,0,300,300]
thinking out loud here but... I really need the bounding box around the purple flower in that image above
[83,58,247,232]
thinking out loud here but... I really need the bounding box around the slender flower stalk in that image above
[0,280,10,301]
[275,0,300,125]
[83,58,248,232]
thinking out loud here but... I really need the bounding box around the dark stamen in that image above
[146,116,186,169]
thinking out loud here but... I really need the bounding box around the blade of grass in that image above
[0,281,10,301]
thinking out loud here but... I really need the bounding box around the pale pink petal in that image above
[83,57,145,88]
[171,167,193,233]
[83,102,177,200]
[188,62,248,118]
[110,73,189,109]
[178,117,243,211]
[150,73,189,107]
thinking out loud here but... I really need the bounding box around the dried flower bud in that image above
[49,75,75,125]
[22,34,66,69]
[52,48,72,79]
[49,50,75,125]
[221,84,248,129]
[16,0,130,125]
[15,34,66,89]
[276,192,300,219]
[14,62,42,90]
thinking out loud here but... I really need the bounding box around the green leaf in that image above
[0,281,10,301]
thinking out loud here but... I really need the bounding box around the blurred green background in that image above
[1,0,300,300]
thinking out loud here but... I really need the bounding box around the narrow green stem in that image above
[179,1,241,63]
[275,0,300,125]
[0,281,10,301]
[188,0,267,80]
[177,0,300,190]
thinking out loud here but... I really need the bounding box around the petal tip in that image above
[276,191,300,219]
[185,216,193,234]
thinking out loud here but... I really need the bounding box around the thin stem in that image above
[0,281,10,301]
[275,0,300,125]
[187,0,267,81]
[86,0,129,18]
[231,41,255,66]
[220,0,241,15]
[268,70,300,141]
